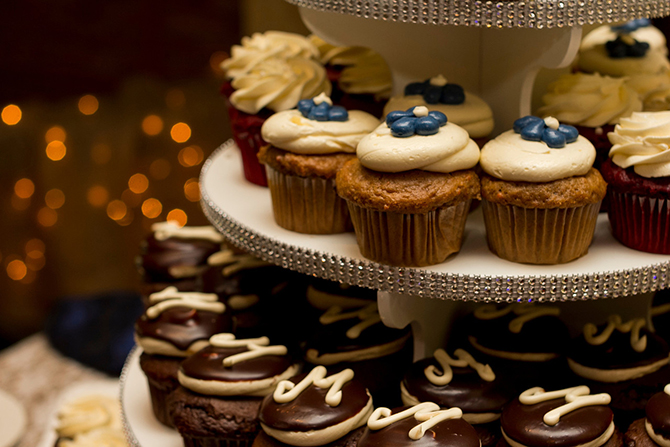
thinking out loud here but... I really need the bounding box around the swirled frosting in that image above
[356,117,480,173]
[607,111,670,177]
[229,57,331,114]
[537,73,642,127]
[310,35,392,98]
[222,31,319,80]
[625,72,670,111]
[479,126,596,182]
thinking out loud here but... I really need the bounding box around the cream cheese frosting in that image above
[261,109,380,154]
[580,23,668,55]
[537,72,642,127]
[479,129,596,182]
[229,57,331,114]
[356,119,480,173]
[607,111,670,177]
[625,72,670,111]
[577,44,670,77]
[383,92,494,138]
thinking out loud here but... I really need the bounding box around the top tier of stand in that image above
[284,0,670,28]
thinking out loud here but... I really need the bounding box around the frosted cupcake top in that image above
[383,75,494,138]
[480,116,595,182]
[261,93,380,154]
[580,20,668,55]
[608,111,670,178]
[357,106,480,173]
[537,72,642,128]
[625,72,670,111]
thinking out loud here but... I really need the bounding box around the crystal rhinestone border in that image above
[200,141,670,302]
[284,0,670,28]
[119,346,142,447]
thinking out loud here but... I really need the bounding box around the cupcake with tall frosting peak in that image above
[336,105,480,266]
[479,115,606,264]
[383,74,495,143]
[258,93,380,234]
[601,111,670,253]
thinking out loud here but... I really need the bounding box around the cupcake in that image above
[499,386,623,447]
[536,72,642,170]
[55,394,125,447]
[359,402,480,447]
[624,384,670,447]
[134,287,232,427]
[400,348,516,446]
[567,314,670,427]
[479,115,606,264]
[258,93,380,234]
[254,366,373,447]
[601,111,670,254]
[336,106,480,267]
[169,333,300,447]
[383,75,495,145]
[221,31,331,186]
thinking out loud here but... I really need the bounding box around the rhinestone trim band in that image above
[119,346,141,447]
[285,0,670,28]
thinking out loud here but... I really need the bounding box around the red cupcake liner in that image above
[607,190,670,254]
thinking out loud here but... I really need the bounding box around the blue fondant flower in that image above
[606,36,650,58]
[513,116,578,148]
[404,77,465,105]
[297,98,348,121]
[386,107,448,138]
[611,18,651,34]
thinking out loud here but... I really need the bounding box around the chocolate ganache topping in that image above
[645,384,670,445]
[359,403,480,447]
[401,349,515,422]
[568,315,670,382]
[501,387,614,447]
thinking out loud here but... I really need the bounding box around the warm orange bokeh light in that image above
[2,104,22,125]
[166,209,188,227]
[14,178,35,199]
[210,51,229,74]
[78,95,99,115]
[178,145,204,167]
[128,173,149,194]
[38,207,58,227]
[45,189,65,209]
[170,122,191,143]
[25,251,45,271]
[149,158,171,180]
[7,260,27,281]
[107,200,128,221]
[166,89,186,110]
[45,126,66,143]
[46,141,67,161]
[25,238,45,256]
[142,115,163,136]
[91,143,112,165]
[117,211,134,227]
[141,198,162,218]
[87,185,109,207]
[184,178,201,202]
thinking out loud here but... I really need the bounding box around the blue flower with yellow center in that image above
[386,107,448,138]
[297,98,348,121]
[513,116,579,148]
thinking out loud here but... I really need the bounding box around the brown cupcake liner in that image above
[345,200,471,267]
[265,166,352,234]
[482,201,601,264]
[145,380,176,428]
[607,190,670,254]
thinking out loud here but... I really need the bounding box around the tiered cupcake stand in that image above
[120,1,670,445]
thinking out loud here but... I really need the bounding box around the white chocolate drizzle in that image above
[151,221,224,243]
[319,304,381,339]
[666,383,670,395]
[208,333,288,367]
[227,294,260,310]
[207,248,271,276]
[425,348,495,386]
[368,402,463,440]
[146,286,225,319]
[651,303,670,317]
[474,304,561,334]
[583,315,647,353]
[273,365,353,407]
[519,386,611,426]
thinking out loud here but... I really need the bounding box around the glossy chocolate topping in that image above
[402,357,514,413]
[569,324,669,369]
[259,373,370,431]
[501,397,613,447]
[359,407,480,447]
[135,308,232,351]
[139,234,221,282]
[646,390,670,438]
[180,345,294,382]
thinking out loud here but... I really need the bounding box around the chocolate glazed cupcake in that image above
[400,348,516,446]
[255,366,373,447]
[359,402,480,447]
[135,289,232,427]
[625,384,670,447]
[170,333,301,447]
[567,315,670,428]
[499,386,623,447]
[303,303,413,407]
